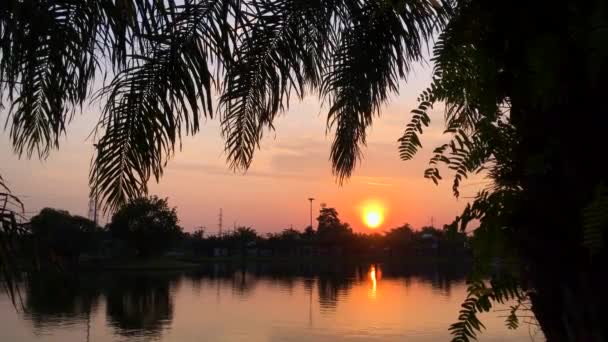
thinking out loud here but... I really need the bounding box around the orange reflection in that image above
[369,265,378,299]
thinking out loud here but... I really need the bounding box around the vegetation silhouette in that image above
[29,208,102,269]
[0,0,446,212]
[1,0,606,340]
[0,180,25,301]
[16,272,179,339]
[108,196,182,258]
[15,201,470,268]
[181,205,469,261]
[104,273,177,338]
[23,273,101,332]
[395,1,608,340]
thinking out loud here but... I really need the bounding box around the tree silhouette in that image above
[397,1,608,340]
[303,226,315,239]
[316,206,352,250]
[317,207,341,232]
[105,273,175,338]
[385,224,414,255]
[30,208,99,266]
[108,196,182,257]
[232,226,258,243]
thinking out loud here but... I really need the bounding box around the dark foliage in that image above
[108,196,182,257]
[1,0,450,211]
[184,206,468,259]
[0,177,25,304]
[30,208,98,266]
[316,205,352,245]
[398,0,608,340]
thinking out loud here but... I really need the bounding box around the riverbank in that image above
[81,257,201,270]
[75,254,472,271]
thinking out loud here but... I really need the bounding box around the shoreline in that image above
[73,254,472,271]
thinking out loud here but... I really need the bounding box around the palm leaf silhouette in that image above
[1,0,449,211]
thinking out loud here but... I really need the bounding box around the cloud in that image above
[352,175,397,188]
[365,181,394,187]
[267,138,332,176]
[168,160,315,182]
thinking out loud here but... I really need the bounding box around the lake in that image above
[0,262,543,341]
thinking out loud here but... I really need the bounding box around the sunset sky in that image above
[0,63,482,234]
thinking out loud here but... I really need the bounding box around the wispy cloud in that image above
[366,181,394,187]
[353,176,397,188]
[168,161,317,182]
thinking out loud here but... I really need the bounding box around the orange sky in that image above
[0,64,483,234]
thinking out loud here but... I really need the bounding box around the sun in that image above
[364,211,382,228]
[363,207,384,229]
[359,200,387,229]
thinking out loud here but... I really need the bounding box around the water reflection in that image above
[4,261,500,342]
[24,274,100,331]
[105,273,177,338]
[369,265,378,299]
[317,274,353,312]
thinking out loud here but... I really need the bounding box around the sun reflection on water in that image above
[369,265,378,299]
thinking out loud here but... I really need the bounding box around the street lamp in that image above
[308,197,315,229]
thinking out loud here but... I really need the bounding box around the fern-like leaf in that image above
[398,101,433,161]
[582,183,608,254]
[450,277,526,342]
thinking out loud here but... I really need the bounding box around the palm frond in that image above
[0,174,8,193]
[220,0,335,170]
[92,1,232,212]
[1,1,102,158]
[324,0,445,180]
[0,176,25,307]
[1,0,452,210]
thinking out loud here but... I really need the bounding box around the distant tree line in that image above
[16,196,469,268]
[185,204,469,259]
[17,196,181,267]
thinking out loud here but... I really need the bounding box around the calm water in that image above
[0,262,542,342]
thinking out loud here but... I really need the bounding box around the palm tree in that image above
[0,0,449,212]
[0,175,25,302]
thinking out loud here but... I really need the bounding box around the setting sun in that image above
[362,205,384,229]
[364,211,382,228]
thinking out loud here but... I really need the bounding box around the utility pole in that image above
[218,208,223,237]
[308,197,315,229]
